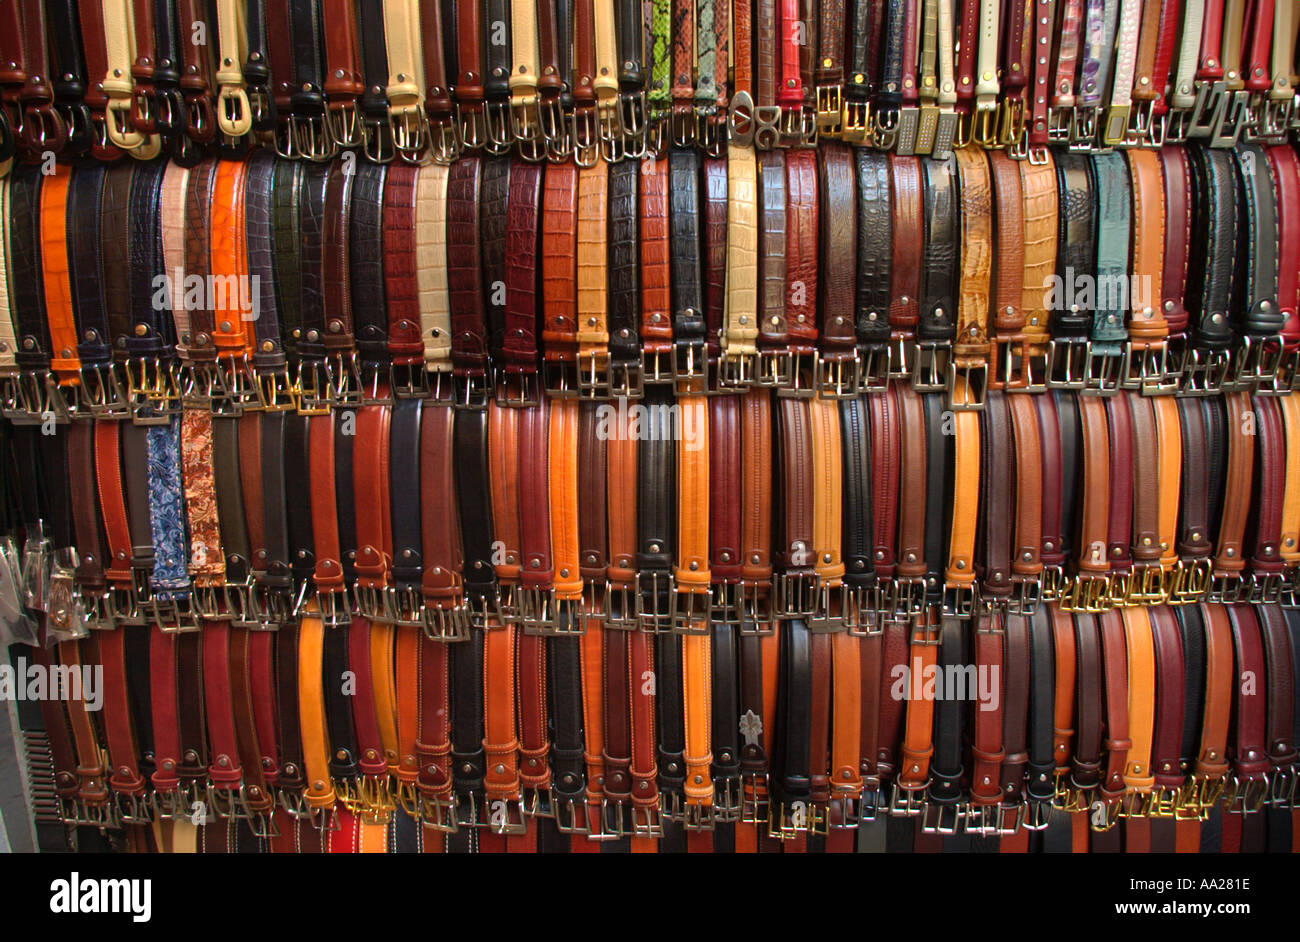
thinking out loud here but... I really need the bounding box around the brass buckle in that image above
[814,352,861,399]
[1046,338,1090,390]
[768,799,814,837]
[815,84,842,135]
[839,96,870,144]
[1058,572,1112,614]
[911,341,950,393]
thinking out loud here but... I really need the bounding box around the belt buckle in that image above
[571,104,599,167]
[316,588,355,629]
[841,97,870,145]
[1186,80,1225,140]
[808,581,848,634]
[775,571,818,619]
[641,346,675,386]
[1047,105,1073,143]
[672,338,706,388]
[256,367,298,411]
[537,98,569,162]
[712,777,742,822]
[1260,96,1294,143]
[352,583,396,624]
[1021,800,1051,831]
[754,349,790,387]
[1281,568,1300,609]
[76,363,131,418]
[1223,775,1270,815]
[709,582,742,627]
[911,341,949,392]
[1268,767,1296,808]
[872,106,899,151]
[291,359,331,415]
[1234,334,1284,391]
[727,91,755,148]
[1039,565,1064,603]
[609,356,644,400]
[988,337,1030,393]
[857,344,890,393]
[387,362,431,401]
[962,803,997,836]
[452,370,491,410]
[767,800,812,838]
[1177,346,1232,397]
[717,351,755,391]
[603,581,639,630]
[887,782,927,818]
[388,585,424,628]
[143,592,200,635]
[775,350,818,398]
[681,795,722,831]
[637,570,676,633]
[1205,571,1246,604]
[1123,563,1166,606]
[753,104,782,150]
[1004,576,1041,615]
[845,583,882,636]
[552,795,594,835]
[940,583,976,620]
[671,585,711,634]
[495,369,541,407]
[895,577,929,620]
[515,587,567,636]
[1046,338,1090,389]
[741,774,770,825]
[815,84,842,136]
[921,800,964,835]
[421,598,471,641]
[1129,342,1177,395]
[1210,90,1249,148]
[947,358,988,412]
[739,583,775,633]
[814,351,861,400]
[1123,99,1154,148]
[1069,104,1098,151]
[630,799,664,838]
[1082,345,1122,396]
[886,334,914,379]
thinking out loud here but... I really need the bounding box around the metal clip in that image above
[495,370,541,408]
[1046,338,1090,389]
[637,570,676,633]
[609,357,645,400]
[718,352,756,391]
[947,358,987,412]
